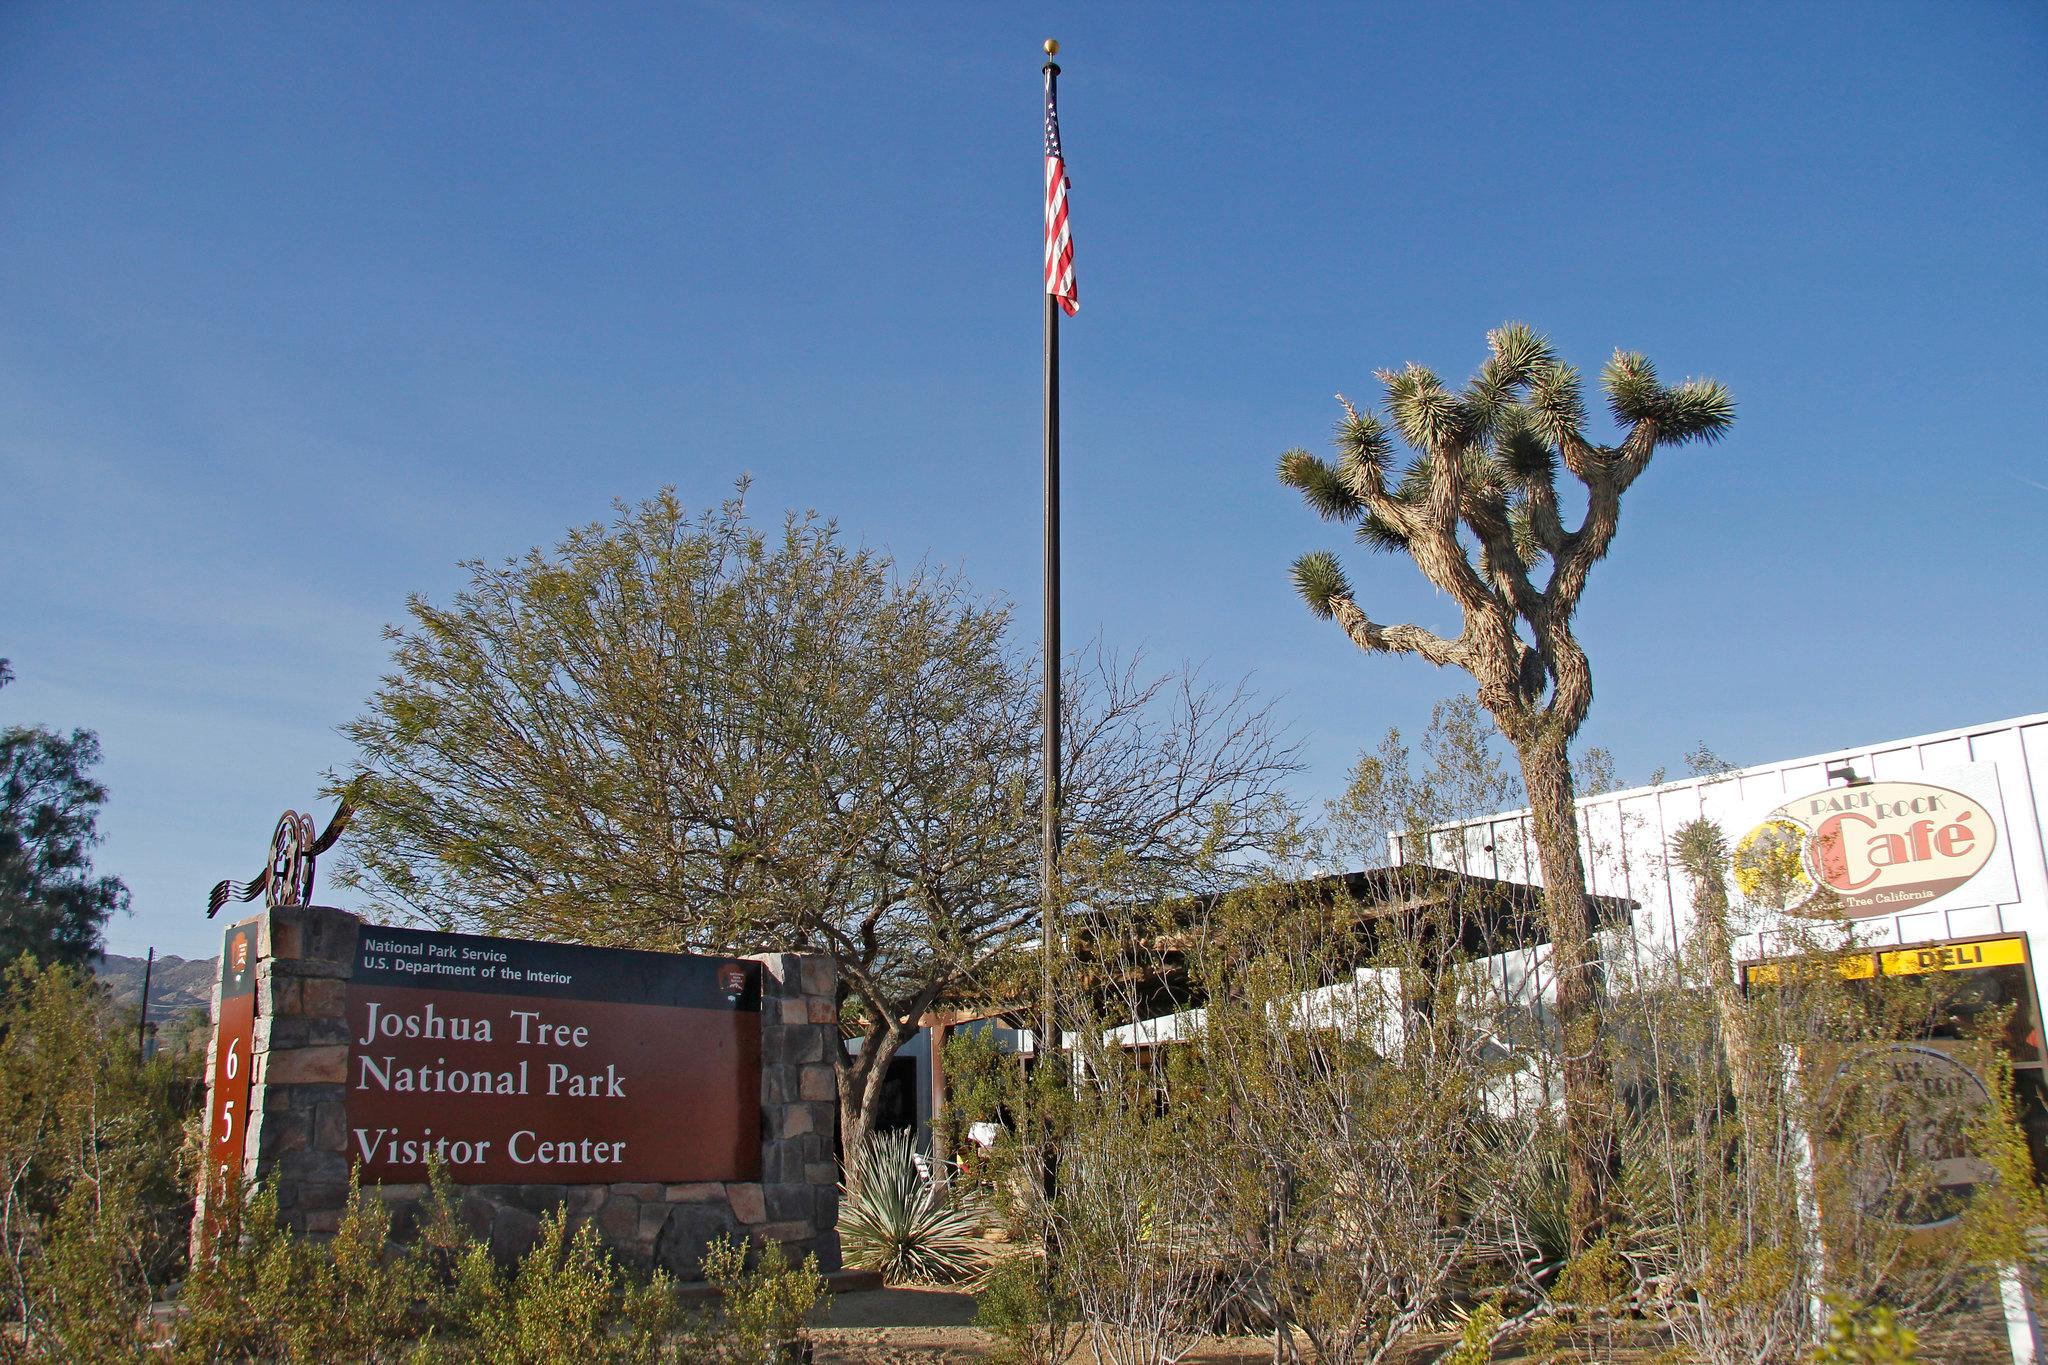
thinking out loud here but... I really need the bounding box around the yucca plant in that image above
[838,1127,991,1285]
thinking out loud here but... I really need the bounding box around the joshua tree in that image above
[1277,322,1734,1246]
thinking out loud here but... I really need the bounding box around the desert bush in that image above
[1044,1064,1232,1365]
[987,879,1256,1365]
[839,1126,991,1285]
[966,744,1555,1365]
[1613,849,2048,1364]
[0,956,198,1360]
[177,1164,825,1362]
[1438,1302,1501,1365]
[939,1026,1014,1161]
[1188,879,1553,1365]
[1811,1300,1920,1363]
[697,1233,829,1360]
[456,1209,685,1364]
[911,709,2048,1362]
[175,1175,431,1363]
[974,1253,1079,1365]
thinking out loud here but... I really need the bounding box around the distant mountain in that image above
[96,953,218,1025]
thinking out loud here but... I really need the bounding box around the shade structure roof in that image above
[929,864,1635,1031]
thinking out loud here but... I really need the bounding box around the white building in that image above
[868,710,2048,1154]
[1417,709,2048,1363]
[1412,709,2048,998]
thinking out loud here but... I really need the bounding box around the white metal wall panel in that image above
[1416,711,2048,1005]
[2005,723,2048,921]
[1921,735,1970,769]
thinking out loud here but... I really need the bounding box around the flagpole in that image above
[1039,41,1062,1080]
[1035,40,1066,1297]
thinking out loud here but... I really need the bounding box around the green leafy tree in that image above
[338,490,1296,1157]
[1276,323,1733,1246]
[0,661,129,967]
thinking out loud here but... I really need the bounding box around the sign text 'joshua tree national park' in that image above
[345,925,762,1184]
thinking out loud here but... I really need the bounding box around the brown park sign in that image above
[346,926,762,1184]
[204,919,260,1193]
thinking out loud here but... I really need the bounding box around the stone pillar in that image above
[245,905,360,1237]
[747,952,843,1270]
[199,906,843,1276]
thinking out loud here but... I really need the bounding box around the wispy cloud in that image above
[697,0,902,68]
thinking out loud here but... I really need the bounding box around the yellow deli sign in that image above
[1744,934,2027,988]
[1880,937,2026,976]
[1735,781,1998,919]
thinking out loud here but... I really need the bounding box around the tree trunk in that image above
[835,1038,877,1171]
[835,1024,912,1173]
[929,1021,952,1171]
[1516,737,1620,1250]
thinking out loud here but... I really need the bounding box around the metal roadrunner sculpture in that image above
[207,802,353,918]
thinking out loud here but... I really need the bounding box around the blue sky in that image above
[3,2,2044,961]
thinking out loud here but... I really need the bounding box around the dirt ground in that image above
[811,1287,1274,1363]
[810,1289,2015,1364]
[806,1288,1685,1363]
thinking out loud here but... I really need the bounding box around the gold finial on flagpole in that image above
[1043,39,1059,56]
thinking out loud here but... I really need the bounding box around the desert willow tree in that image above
[339,489,1297,1159]
[1277,323,1734,1245]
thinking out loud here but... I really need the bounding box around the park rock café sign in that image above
[346,926,762,1183]
[1736,770,2005,919]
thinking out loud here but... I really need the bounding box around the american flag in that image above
[1043,65,1077,316]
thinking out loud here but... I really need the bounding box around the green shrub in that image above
[838,1126,990,1284]
[1438,1303,1501,1365]
[699,1233,829,1359]
[1812,1301,1919,1364]
[461,1209,684,1364]
[179,1169,692,1363]
[0,957,199,1359]
[175,1175,429,1363]
[939,1028,1013,1154]
[973,1254,1077,1365]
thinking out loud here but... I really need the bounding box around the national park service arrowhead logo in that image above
[220,922,259,997]
[1735,781,1997,919]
